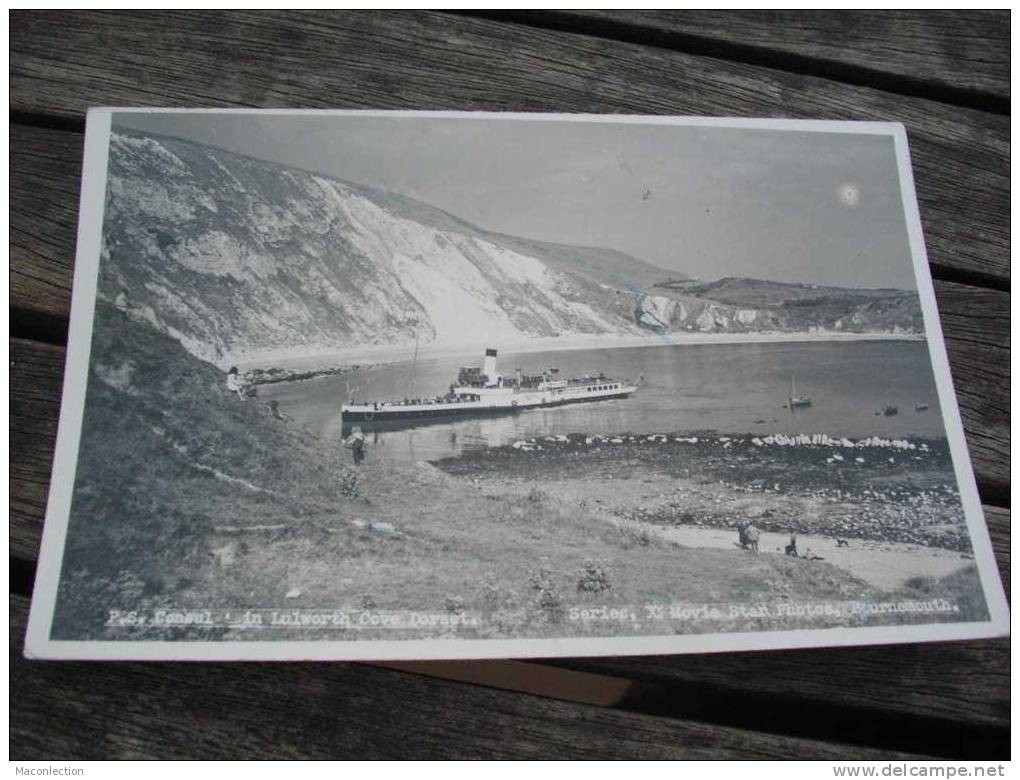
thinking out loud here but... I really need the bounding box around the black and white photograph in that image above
[25,110,1008,660]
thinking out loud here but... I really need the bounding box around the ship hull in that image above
[342,389,635,423]
[341,406,516,423]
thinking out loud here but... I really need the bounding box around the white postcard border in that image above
[24,109,1010,661]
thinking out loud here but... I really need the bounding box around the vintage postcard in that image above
[25,110,1008,660]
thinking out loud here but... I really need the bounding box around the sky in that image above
[114,112,918,291]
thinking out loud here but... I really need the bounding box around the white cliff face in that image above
[735,309,758,325]
[100,129,922,366]
[695,304,733,332]
[101,130,654,366]
[636,295,678,331]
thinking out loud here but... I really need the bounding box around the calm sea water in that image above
[258,340,948,463]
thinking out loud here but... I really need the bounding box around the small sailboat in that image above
[788,376,812,409]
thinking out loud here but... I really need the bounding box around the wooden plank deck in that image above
[8,10,1010,760]
[487,11,1010,109]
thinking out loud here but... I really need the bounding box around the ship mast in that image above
[410,328,419,399]
[345,377,359,404]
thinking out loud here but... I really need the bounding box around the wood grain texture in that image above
[7,274,1009,564]
[9,595,936,760]
[7,10,1011,761]
[10,338,65,561]
[549,11,1010,104]
[8,326,1011,558]
[557,506,1010,733]
[932,284,1011,495]
[7,124,1010,488]
[8,11,1009,283]
[5,128,1013,491]
[7,334,1011,753]
[10,126,83,322]
[10,124,1011,333]
[985,506,1011,597]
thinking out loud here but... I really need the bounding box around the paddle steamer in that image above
[340,348,638,422]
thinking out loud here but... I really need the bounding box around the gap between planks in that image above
[10,592,948,761]
[7,329,1011,753]
[8,12,1011,284]
[8,593,1002,759]
[451,10,1009,115]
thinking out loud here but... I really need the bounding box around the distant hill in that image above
[100,128,923,366]
[639,277,924,335]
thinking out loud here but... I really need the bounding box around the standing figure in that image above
[226,367,246,399]
[343,426,367,466]
[744,524,760,554]
[785,534,799,557]
[738,523,760,554]
[114,287,130,316]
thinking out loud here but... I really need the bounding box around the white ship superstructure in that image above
[341,347,638,423]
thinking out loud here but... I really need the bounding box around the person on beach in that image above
[785,534,799,557]
[343,426,367,466]
[114,287,130,317]
[226,367,247,399]
[738,523,760,554]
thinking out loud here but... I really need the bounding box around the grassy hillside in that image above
[53,303,358,637]
[53,304,972,642]
[663,277,910,307]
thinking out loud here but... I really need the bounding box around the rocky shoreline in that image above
[433,431,971,552]
[244,364,370,386]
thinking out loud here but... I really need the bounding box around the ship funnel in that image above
[483,348,498,386]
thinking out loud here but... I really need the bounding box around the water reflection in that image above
[260,340,946,463]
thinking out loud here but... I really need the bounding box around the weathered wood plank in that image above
[8,11,1009,282]
[411,505,1011,742]
[9,120,1011,332]
[10,338,66,560]
[550,11,1010,104]
[8,334,1010,747]
[8,128,1009,495]
[551,641,1010,756]
[10,126,83,321]
[8,9,1010,763]
[9,596,934,760]
[986,505,1010,597]
[932,285,1010,496]
[8,275,1009,565]
[8,334,1011,573]
[376,658,632,707]
[554,509,1011,735]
